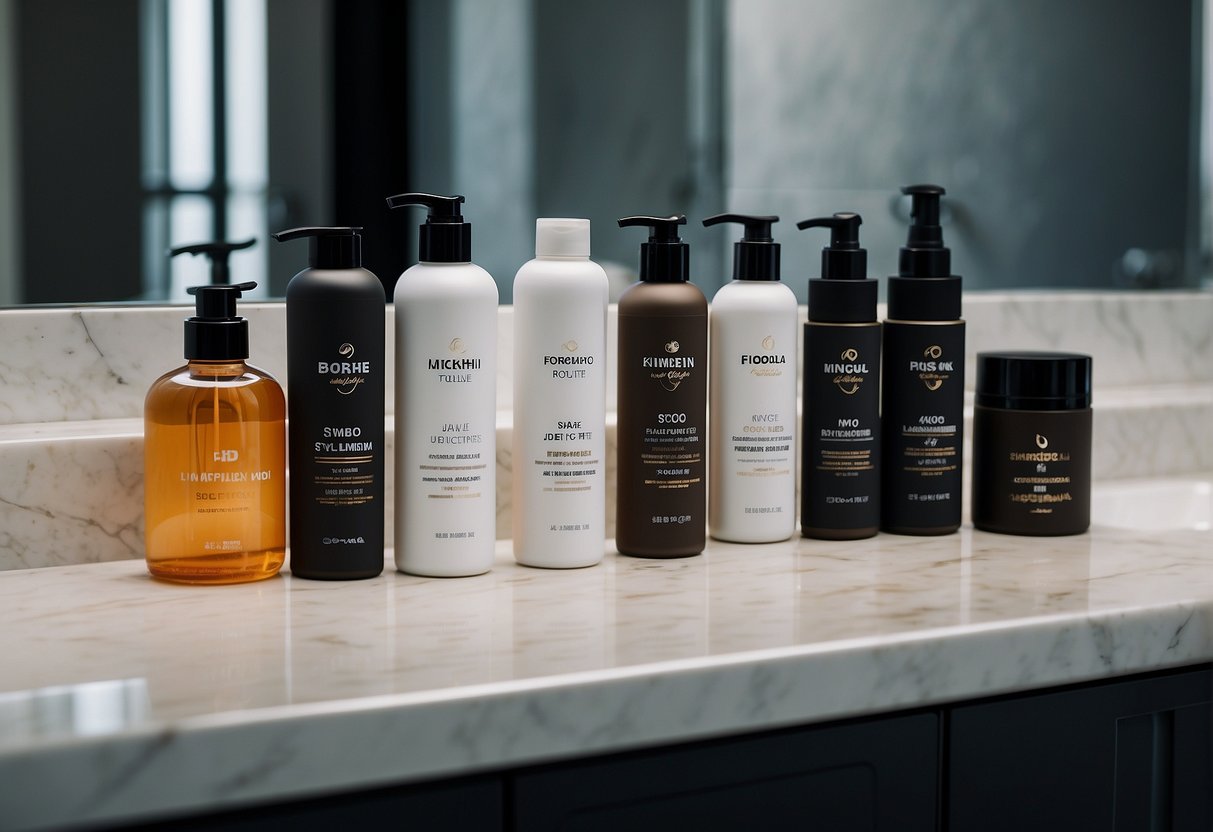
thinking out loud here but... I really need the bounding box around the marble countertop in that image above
[2,526,1212,829]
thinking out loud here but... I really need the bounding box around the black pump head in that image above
[272,226,363,270]
[899,184,950,277]
[183,281,256,361]
[796,213,876,323]
[796,213,866,279]
[887,183,962,321]
[618,214,689,283]
[703,213,780,281]
[386,192,471,263]
[169,238,255,285]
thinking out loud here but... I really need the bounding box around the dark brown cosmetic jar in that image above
[971,352,1092,536]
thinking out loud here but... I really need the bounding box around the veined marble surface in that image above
[1,391,1206,571]
[1,527,1211,829]
[1,292,1208,569]
[1,292,1209,425]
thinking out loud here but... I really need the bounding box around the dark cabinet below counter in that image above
[131,665,1210,832]
[948,665,1212,832]
[513,712,938,831]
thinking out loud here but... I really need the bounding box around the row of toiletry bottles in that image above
[143,185,963,585]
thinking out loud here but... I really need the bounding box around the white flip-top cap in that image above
[536,218,590,258]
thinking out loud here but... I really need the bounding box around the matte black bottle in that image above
[615,215,707,558]
[274,227,386,579]
[882,185,965,535]
[797,214,881,540]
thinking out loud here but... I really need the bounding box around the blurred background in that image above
[0,0,1207,305]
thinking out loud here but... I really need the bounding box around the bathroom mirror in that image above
[0,0,1207,306]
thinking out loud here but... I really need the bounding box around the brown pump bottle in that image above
[615,215,707,558]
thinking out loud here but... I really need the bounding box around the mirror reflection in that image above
[1,0,1208,307]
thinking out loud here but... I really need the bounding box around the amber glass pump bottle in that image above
[143,268,286,585]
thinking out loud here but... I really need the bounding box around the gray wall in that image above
[266,0,332,296]
[0,0,18,305]
[17,0,143,304]
[727,0,1200,299]
[534,0,704,286]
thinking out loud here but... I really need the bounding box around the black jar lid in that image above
[976,351,1092,411]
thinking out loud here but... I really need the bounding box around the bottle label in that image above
[535,341,600,506]
[309,341,377,510]
[419,335,490,538]
[803,324,882,531]
[178,439,265,551]
[972,407,1091,534]
[617,314,707,552]
[543,339,595,380]
[145,378,286,567]
[880,322,964,530]
[722,332,790,489]
[640,338,702,496]
[1006,431,1075,510]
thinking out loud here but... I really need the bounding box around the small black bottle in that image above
[796,213,881,540]
[274,227,385,579]
[882,185,965,535]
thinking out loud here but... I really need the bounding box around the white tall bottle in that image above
[388,193,498,576]
[705,214,799,542]
[512,219,609,568]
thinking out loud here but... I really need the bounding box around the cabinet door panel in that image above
[513,712,938,831]
[948,666,1211,832]
[126,776,503,831]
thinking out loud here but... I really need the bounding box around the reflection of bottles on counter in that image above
[882,185,964,536]
[144,277,286,584]
[512,219,609,568]
[615,215,707,558]
[614,555,708,665]
[703,213,798,543]
[388,193,498,577]
[796,213,881,540]
[275,226,385,580]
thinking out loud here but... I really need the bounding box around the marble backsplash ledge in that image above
[963,291,1213,390]
[0,391,1206,571]
[0,306,287,425]
[1,291,1209,425]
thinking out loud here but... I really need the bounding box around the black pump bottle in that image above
[882,185,964,536]
[273,227,386,580]
[796,213,881,540]
[614,215,707,558]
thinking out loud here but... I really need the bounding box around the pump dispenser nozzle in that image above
[617,214,689,282]
[385,192,471,263]
[183,281,256,361]
[703,213,780,281]
[272,227,363,269]
[900,184,950,277]
[169,238,255,286]
[796,213,866,279]
[796,212,876,323]
[888,184,961,321]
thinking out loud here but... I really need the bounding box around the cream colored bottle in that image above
[705,215,798,542]
[388,193,498,577]
[512,219,609,568]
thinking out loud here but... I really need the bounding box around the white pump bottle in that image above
[705,213,798,543]
[389,193,498,577]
